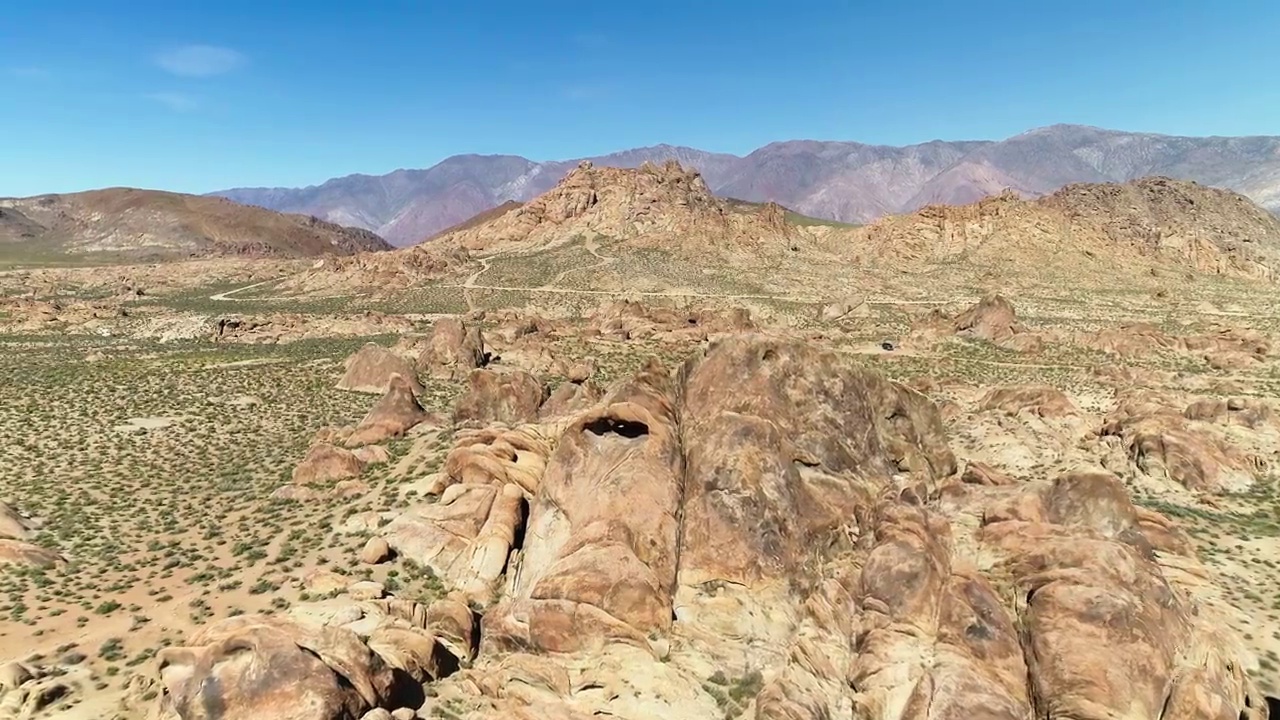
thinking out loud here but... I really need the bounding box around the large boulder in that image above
[338,343,424,395]
[0,500,37,541]
[153,615,414,720]
[345,373,437,447]
[0,540,64,568]
[291,443,367,485]
[379,426,553,602]
[417,318,486,380]
[948,294,1043,352]
[452,370,547,427]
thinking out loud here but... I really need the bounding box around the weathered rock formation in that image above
[0,501,62,568]
[338,343,425,395]
[345,374,436,447]
[429,161,796,254]
[453,370,547,427]
[151,333,1268,720]
[414,318,487,380]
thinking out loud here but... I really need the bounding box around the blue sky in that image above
[2,0,1277,196]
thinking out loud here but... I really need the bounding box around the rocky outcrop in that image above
[345,374,436,447]
[485,358,684,653]
[950,294,1043,352]
[1090,323,1271,365]
[291,443,368,486]
[0,501,62,568]
[416,318,487,380]
[979,384,1079,418]
[852,176,1280,283]
[1102,391,1264,493]
[379,426,554,603]
[0,661,81,718]
[338,343,425,395]
[431,161,796,253]
[153,614,419,720]
[538,380,603,420]
[0,501,37,541]
[586,300,755,343]
[453,370,547,427]
[152,333,1267,720]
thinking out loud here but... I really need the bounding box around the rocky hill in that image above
[431,160,794,252]
[848,176,1280,282]
[212,125,1280,245]
[0,188,392,259]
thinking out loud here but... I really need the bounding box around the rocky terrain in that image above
[0,188,392,263]
[3,162,1280,719]
[214,125,1280,245]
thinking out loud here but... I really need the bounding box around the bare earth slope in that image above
[0,188,393,259]
[212,125,1280,245]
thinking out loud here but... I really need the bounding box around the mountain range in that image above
[214,124,1280,246]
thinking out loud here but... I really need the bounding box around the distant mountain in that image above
[212,125,1280,246]
[0,188,392,259]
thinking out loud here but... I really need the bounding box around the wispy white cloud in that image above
[154,45,245,77]
[144,92,201,112]
[7,67,51,80]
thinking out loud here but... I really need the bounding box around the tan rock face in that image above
[1102,391,1263,492]
[485,359,684,654]
[586,300,754,343]
[154,332,1268,720]
[418,318,487,380]
[345,373,436,447]
[678,335,954,590]
[432,161,795,254]
[538,380,603,420]
[979,384,1079,418]
[154,615,411,720]
[0,500,37,541]
[0,501,62,568]
[291,443,367,485]
[339,343,425,395]
[453,370,547,427]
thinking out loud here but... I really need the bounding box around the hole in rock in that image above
[388,667,426,709]
[469,607,483,660]
[431,644,461,680]
[1266,697,1280,716]
[584,417,649,439]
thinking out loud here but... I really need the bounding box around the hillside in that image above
[212,125,1280,245]
[0,188,392,260]
[848,176,1280,282]
[429,160,795,252]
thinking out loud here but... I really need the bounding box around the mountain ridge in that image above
[213,124,1280,246]
[0,187,393,259]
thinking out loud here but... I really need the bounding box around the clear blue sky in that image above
[2,0,1277,197]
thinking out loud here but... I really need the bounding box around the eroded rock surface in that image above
[415,318,487,380]
[345,373,437,447]
[339,343,425,395]
[453,370,547,427]
[150,333,1268,720]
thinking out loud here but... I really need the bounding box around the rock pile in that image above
[145,332,1269,720]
